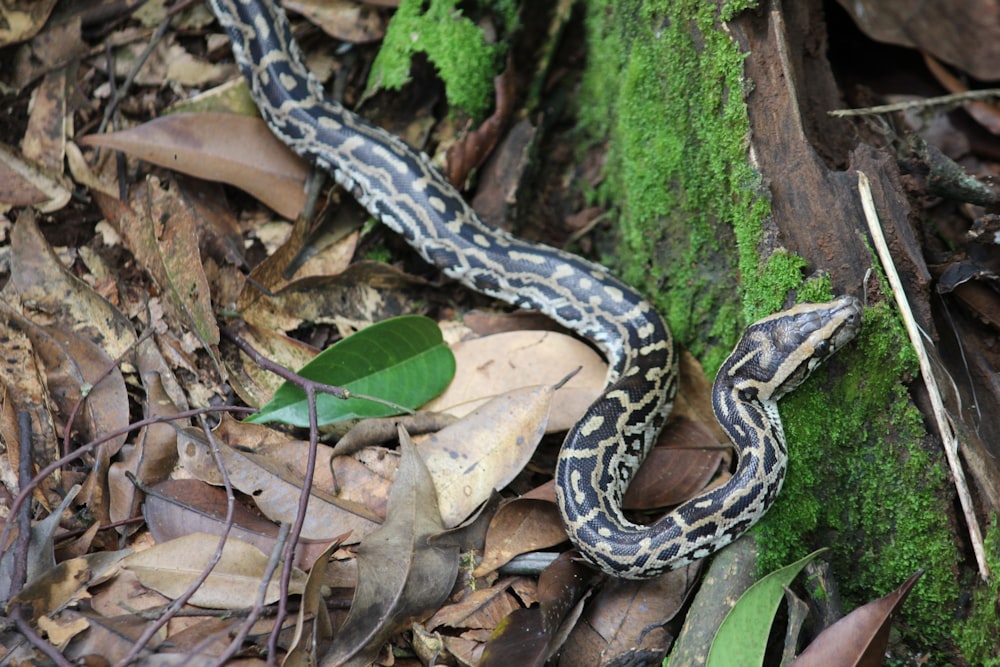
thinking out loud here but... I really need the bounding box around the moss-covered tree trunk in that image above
[578,0,1000,661]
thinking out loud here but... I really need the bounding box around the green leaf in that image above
[705,548,827,667]
[247,316,455,427]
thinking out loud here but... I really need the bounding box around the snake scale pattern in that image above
[209,0,862,579]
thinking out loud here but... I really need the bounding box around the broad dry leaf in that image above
[474,481,565,577]
[123,532,307,609]
[559,566,698,664]
[62,610,162,664]
[791,571,923,666]
[285,0,387,42]
[10,209,137,361]
[0,142,70,211]
[479,552,596,667]
[94,178,218,348]
[10,549,130,622]
[423,330,606,432]
[144,479,338,570]
[15,318,129,525]
[177,429,381,541]
[420,385,552,527]
[81,113,308,219]
[320,427,460,667]
[0,485,79,601]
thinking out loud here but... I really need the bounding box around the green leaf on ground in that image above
[706,549,827,667]
[248,315,455,426]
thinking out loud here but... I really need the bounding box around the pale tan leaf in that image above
[177,429,381,541]
[420,385,552,527]
[423,330,606,432]
[0,142,70,211]
[144,479,342,570]
[81,113,308,219]
[10,549,131,622]
[285,0,387,43]
[284,539,342,666]
[0,0,58,48]
[123,532,307,609]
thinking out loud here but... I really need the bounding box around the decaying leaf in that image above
[479,552,597,667]
[320,426,460,666]
[423,330,606,432]
[81,113,308,219]
[791,571,924,666]
[123,532,307,609]
[177,428,382,540]
[419,385,552,527]
[474,481,565,576]
[144,479,342,571]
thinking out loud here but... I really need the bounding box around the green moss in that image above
[368,0,506,117]
[580,0,972,656]
[955,521,1000,664]
[579,0,767,376]
[755,302,962,650]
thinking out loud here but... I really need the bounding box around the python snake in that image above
[209,0,862,579]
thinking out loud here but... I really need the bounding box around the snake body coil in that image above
[210,0,862,579]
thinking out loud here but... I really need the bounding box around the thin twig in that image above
[830,89,1000,118]
[857,171,989,580]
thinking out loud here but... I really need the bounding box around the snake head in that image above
[717,295,862,403]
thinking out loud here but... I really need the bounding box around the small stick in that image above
[857,171,989,580]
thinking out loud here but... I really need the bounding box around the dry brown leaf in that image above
[479,552,597,667]
[108,371,183,527]
[144,479,341,571]
[474,481,565,577]
[22,69,66,173]
[10,209,138,361]
[791,571,923,666]
[560,565,698,664]
[423,330,606,432]
[419,385,552,527]
[320,427,460,667]
[0,142,71,212]
[177,429,381,541]
[285,0,387,43]
[123,532,307,609]
[94,178,219,348]
[424,577,525,632]
[0,0,58,48]
[0,302,63,508]
[284,539,342,666]
[623,417,724,510]
[10,549,131,622]
[62,610,163,664]
[81,113,308,219]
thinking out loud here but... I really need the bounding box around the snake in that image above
[209,0,862,579]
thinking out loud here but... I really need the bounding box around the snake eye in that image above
[813,340,830,356]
